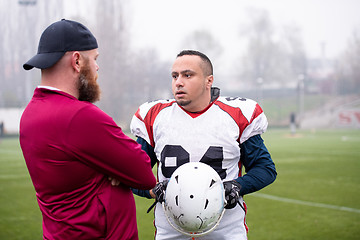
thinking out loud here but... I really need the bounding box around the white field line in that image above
[252,193,360,214]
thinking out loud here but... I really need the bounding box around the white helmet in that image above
[163,162,226,237]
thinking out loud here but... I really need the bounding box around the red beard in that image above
[78,61,101,103]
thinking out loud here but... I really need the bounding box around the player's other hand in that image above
[223,180,242,209]
[150,180,169,203]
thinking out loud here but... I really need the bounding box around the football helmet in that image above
[163,162,226,237]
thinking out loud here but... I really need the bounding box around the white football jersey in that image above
[130,96,268,240]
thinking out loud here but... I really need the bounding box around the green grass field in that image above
[1,129,359,239]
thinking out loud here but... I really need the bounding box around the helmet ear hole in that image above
[164,162,225,237]
[204,199,209,209]
[175,195,179,206]
[209,179,216,187]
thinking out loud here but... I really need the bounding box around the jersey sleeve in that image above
[236,134,277,195]
[130,104,152,145]
[130,99,175,147]
[236,98,268,143]
[240,109,268,143]
[136,137,158,168]
[216,97,268,144]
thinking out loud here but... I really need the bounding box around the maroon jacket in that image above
[20,87,156,240]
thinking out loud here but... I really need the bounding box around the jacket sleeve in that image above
[235,134,277,195]
[65,105,156,190]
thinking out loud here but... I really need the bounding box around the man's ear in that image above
[71,51,81,73]
[206,75,214,89]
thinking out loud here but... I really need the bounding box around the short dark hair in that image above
[177,50,213,76]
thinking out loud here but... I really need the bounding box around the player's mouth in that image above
[175,90,186,98]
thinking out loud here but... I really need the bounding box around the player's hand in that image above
[147,180,169,213]
[151,180,168,203]
[223,180,242,209]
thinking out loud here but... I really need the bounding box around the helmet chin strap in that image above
[162,202,226,238]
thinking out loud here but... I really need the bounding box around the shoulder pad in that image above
[137,99,175,119]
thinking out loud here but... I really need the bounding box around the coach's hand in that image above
[223,180,242,209]
[108,177,120,186]
[150,180,169,203]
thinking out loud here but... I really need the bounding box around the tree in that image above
[93,0,132,122]
[239,8,306,89]
[181,30,223,59]
[336,27,360,94]
[281,24,307,78]
[93,0,171,127]
[0,0,66,107]
[0,0,40,107]
[240,9,277,87]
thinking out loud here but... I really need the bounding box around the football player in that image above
[131,50,277,240]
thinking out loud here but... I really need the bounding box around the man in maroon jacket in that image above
[20,19,156,240]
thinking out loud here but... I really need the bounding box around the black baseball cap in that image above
[23,19,98,70]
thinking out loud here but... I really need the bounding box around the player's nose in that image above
[175,76,184,87]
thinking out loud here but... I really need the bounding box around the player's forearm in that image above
[238,134,277,195]
[131,188,152,199]
[236,162,277,195]
[136,137,158,167]
[131,137,158,198]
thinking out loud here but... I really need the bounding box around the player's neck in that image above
[180,99,215,118]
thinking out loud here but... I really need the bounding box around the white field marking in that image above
[341,135,360,142]
[252,193,360,214]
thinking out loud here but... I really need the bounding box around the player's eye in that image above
[172,74,178,80]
